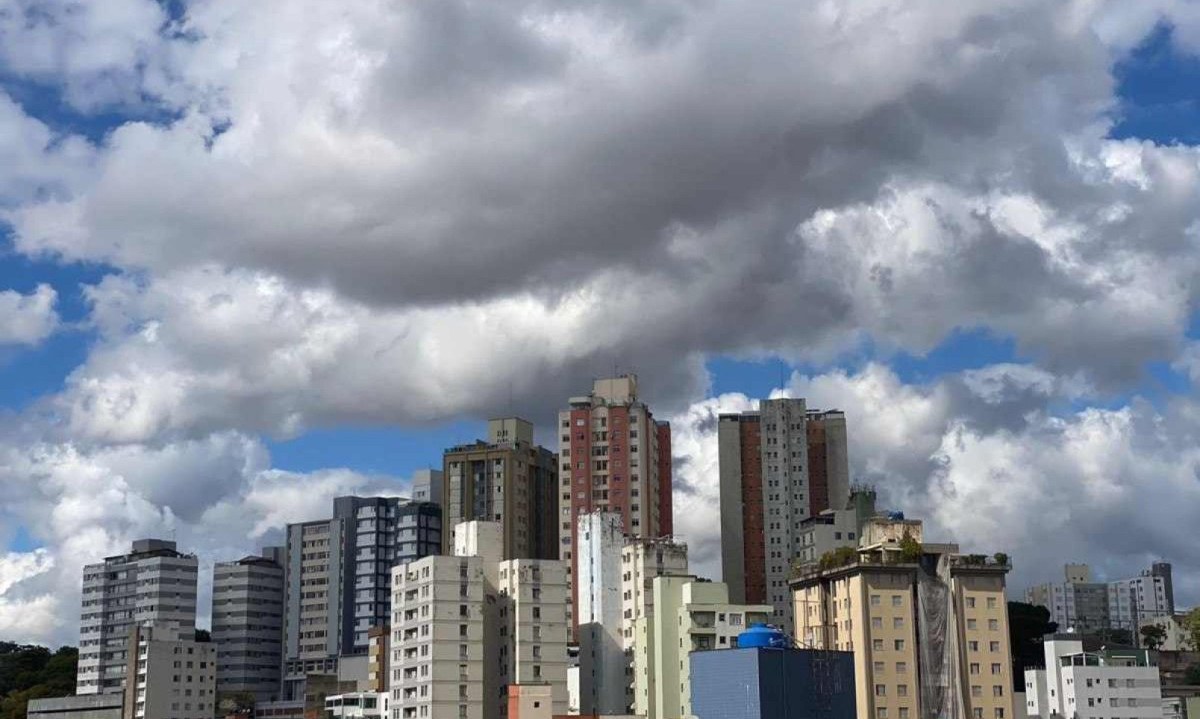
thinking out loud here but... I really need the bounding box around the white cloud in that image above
[667,364,1200,604]
[0,284,60,346]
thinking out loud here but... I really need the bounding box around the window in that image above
[987,597,997,609]
[899,709,909,719]
[989,641,1000,652]
[967,619,978,630]
[991,663,1001,675]
[872,617,883,629]
[873,639,884,651]
[892,595,903,607]
[874,661,885,673]
[969,641,979,652]
[988,619,999,631]
[876,709,888,719]
[896,662,907,674]
[871,595,881,606]
[894,639,905,651]
[994,709,1005,719]
[967,597,976,608]
[971,685,982,698]
[893,617,904,629]
[970,663,980,675]
[993,686,1004,697]
[973,709,984,719]
[875,684,887,697]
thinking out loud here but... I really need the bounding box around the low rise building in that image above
[795,489,877,568]
[27,694,123,719]
[690,624,856,719]
[1138,614,1192,651]
[324,691,389,717]
[1025,635,1163,719]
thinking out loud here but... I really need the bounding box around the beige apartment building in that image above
[621,537,689,714]
[791,517,1015,719]
[443,418,559,561]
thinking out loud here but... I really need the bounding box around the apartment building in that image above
[638,577,771,719]
[559,376,673,635]
[211,547,285,703]
[622,537,689,715]
[497,559,570,716]
[576,512,628,715]
[1027,563,1174,633]
[411,469,443,506]
[1025,635,1163,719]
[791,517,1015,719]
[795,489,878,567]
[389,522,569,719]
[367,625,390,692]
[443,418,559,561]
[123,621,217,719]
[282,496,442,697]
[77,539,199,695]
[719,400,849,632]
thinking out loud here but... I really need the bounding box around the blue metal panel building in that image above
[690,646,856,719]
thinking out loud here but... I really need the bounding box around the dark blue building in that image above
[690,626,856,719]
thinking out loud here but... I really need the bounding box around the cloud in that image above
[0,431,406,645]
[666,364,1200,604]
[0,284,60,346]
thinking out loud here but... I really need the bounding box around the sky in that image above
[2,0,1200,647]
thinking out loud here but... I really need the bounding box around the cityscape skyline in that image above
[2,0,1200,666]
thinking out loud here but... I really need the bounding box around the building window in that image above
[875,685,886,697]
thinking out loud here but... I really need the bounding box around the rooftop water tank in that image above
[887,510,906,521]
[737,623,789,649]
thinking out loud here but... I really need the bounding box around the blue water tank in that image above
[887,510,905,521]
[737,623,789,649]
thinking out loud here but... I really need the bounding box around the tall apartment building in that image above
[283,497,442,697]
[1025,635,1163,719]
[77,539,199,695]
[640,577,772,719]
[122,621,217,719]
[497,559,570,716]
[389,521,569,719]
[1026,563,1174,633]
[443,418,559,560]
[367,625,390,693]
[622,537,689,714]
[718,400,849,632]
[559,376,673,636]
[211,547,285,703]
[575,512,628,715]
[791,517,1015,719]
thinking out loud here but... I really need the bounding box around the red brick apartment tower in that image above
[718,399,849,633]
[558,375,673,637]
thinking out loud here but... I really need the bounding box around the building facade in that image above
[1025,636,1163,719]
[282,496,442,696]
[389,522,569,719]
[791,518,1015,719]
[1026,563,1174,633]
[411,469,443,507]
[497,559,570,716]
[795,489,877,568]
[640,578,771,719]
[77,539,199,695]
[622,538,689,715]
[576,512,629,715]
[211,548,285,703]
[123,621,217,719]
[558,376,673,636]
[690,635,856,719]
[443,418,559,561]
[719,400,849,632]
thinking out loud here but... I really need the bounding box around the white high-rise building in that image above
[576,512,627,715]
[390,522,568,719]
[1025,635,1163,719]
[77,539,198,695]
[497,559,569,716]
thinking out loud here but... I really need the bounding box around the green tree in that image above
[1184,608,1200,651]
[1140,623,1168,650]
[0,644,78,719]
[898,531,922,563]
[1008,602,1058,690]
